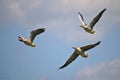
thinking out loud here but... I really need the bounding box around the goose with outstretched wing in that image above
[78,8,106,34]
[59,41,101,69]
[18,28,45,47]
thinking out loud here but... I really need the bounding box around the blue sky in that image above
[0,0,120,80]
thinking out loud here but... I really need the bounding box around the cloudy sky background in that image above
[0,0,120,80]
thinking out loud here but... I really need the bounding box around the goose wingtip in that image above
[97,41,101,45]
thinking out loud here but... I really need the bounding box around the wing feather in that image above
[78,12,86,25]
[59,51,79,69]
[90,8,106,29]
[29,28,45,42]
[80,41,101,51]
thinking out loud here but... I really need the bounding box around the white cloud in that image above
[1,0,120,26]
[0,0,120,42]
[74,59,120,80]
[0,0,26,26]
[9,2,26,21]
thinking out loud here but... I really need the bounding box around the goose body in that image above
[59,41,101,69]
[78,8,106,34]
[18,28,45,47]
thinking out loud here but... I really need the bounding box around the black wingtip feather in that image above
[96,41,101,45]
[59,64,66,69]
[101,8,107,14]
[59,66,65,69]
[40,28,45,32]
[104,8,107,11]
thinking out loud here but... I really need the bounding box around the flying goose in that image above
[59,41,101,69]
[78,8,106,34]
[18,28,45,47]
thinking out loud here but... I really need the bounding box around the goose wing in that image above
[80,41,101,51]
[78,12,86,25]
[59,51,79,69]
[90,8,106,29]
[29,28,45,42]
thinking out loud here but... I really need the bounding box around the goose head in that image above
[18,36,24,42]
[72,46,82,51]
[72,46,77,49]
[80,25,84,28]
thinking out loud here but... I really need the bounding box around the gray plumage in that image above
[18,28,45,47]
[59,41,101,69]
[29,28,45,42]
[78,8,106,34]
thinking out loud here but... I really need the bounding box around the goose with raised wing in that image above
[18,28,45,47]
[59,41,101,69]
[78,8,106,34]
